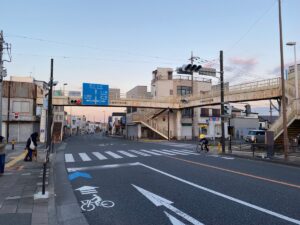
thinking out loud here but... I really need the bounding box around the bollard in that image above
[42,163,46,195]
[12,139,15,150]
[217,142,222,154]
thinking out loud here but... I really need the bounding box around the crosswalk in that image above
[65,149,198,163]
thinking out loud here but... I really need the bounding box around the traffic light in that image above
[177,64,202,74]
[224,104,232,116]
[70,99,81,105]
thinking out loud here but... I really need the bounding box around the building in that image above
[109,88,121,100]
[1,76,45,142]
[126,86,151,99]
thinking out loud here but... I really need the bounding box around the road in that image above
[57,134,300,225]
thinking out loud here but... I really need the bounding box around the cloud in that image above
[229,57,258,72]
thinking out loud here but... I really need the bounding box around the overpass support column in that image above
[176,110,182,140]
[137,124,142,139]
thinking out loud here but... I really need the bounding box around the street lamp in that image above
[63,83,68,96]
[286,42,298,102]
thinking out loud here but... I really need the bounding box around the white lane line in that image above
[105,151,123,159]
[118,151,137,158]
[222,157,235,160]
[92,152,107,160]
[129,150,151,156]
[207,155,220,158]
[141,149,162,156]
[139,163,300,225]
[79,153,92,161]
[65,154,75,162]
[151,149,175,155]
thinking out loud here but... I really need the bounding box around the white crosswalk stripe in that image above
[158,149,177,155]
[129,150,151,156]
[140,149,162,156]
[92,152,107,160]
[171,149,199,155]
[65,154,75,162]
[105,151,123,159]
[65,148,201,163]
[118,151,137,158]
[79,153,92,161]
[163,149,190,155]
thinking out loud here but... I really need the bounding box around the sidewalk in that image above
[0,144,53,225]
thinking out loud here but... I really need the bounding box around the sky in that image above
[1,0,300,120]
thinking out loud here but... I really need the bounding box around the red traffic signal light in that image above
[70,99,81,105]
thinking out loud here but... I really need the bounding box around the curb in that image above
[223,153,300,168]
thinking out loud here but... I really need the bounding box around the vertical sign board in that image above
[82,83,109,106]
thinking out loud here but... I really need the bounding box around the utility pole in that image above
[47,59,54,149]
[0,31,4,137]
[167,107,170,141]
[220,50,225,153]
[0,31,11,139]
[278,0,289,159]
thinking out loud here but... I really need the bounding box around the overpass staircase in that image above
[269,82,300,146]
[132,109,169,140]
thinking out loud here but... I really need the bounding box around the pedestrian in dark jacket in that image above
[24,132,38,161]
[0,136,6,174]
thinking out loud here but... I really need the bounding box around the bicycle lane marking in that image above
[67,162,300,225]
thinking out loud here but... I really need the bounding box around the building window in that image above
[12,101,30,114]
[170,89,173,95]
[177,86,192,96]
[200,108,209,117]
[168,71,173,80]
[182,108,192,118]
[212,109,220,117]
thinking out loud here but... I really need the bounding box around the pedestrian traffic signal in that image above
[224,104,232,116]
[70,99,81,105]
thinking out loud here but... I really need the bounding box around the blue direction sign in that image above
[82,83,109,106]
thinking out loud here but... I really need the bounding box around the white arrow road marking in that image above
[132,185,204,225]
[138,163,300,225]
[67,162,300,225]
[164,211,187,225]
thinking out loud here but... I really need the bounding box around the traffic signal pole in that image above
[220,50,225,153]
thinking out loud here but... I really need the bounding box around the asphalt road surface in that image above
[60,134,300,225]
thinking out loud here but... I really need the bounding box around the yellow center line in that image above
[166,155,300,190]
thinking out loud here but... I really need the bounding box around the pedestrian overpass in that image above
[37,77,300,142]
[37,77,282,109]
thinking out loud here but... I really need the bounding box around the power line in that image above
[5,33,186,62]
[12,52,181,65]
[226,0,277,53]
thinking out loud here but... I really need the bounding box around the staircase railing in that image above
[269,100,297,139]
[131,114,169,138]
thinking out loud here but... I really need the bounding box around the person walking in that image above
[24,132,38,162]
[0,136,6,175]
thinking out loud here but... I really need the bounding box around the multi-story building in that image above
[0,76,47,142]
[126,67,226,140]
[126,86,151,99]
